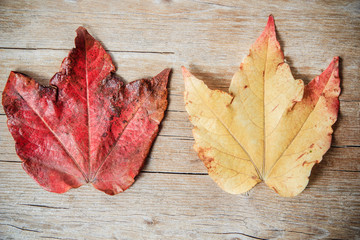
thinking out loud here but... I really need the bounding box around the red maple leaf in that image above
[2,27,170,195]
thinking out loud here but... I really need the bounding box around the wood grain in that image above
[0,0,359,239]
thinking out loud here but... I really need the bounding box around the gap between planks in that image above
[1,161,359,173]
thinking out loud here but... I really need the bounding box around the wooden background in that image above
[0,0,359,239]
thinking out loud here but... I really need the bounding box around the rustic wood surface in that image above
[0,1,359,239]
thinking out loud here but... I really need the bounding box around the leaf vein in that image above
[188,78,262,178]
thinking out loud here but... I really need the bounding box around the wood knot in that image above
[144,217,158,226]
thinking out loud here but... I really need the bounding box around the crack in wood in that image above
[141,170,208,175]
[157,134,194,141]
[40,236,76,240]
[0,223,41,233]
[327,169,360,173]
[206,231,267,240]
[332,145,360,148]
[167,109,187,113]
[18,203,70,210]
[0,160,21,163]
[268,229,317,237]
[191,0,241,10]
[287,230,316,236]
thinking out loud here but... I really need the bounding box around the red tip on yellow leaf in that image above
[306,56,340,118]
[181,66,192,78]
[306,57,340,107]
[266,15,275,33]
[258,15,276,42]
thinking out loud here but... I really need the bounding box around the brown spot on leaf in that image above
[272,187,279,194]
[296,153,305,160]
[197,147,214,168]
[302,161,316,167]
[271,104,279,112]
[227,97,235,107]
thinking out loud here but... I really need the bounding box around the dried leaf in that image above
[182,16,340,197]
[3,27,170,195]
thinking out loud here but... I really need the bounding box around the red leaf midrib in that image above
[85,38,91,182]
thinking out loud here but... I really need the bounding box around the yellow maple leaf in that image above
[182,15,340,197]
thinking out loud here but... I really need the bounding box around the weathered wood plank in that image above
[0,1,359,100]
[0,161,359,240]
[1,99,358,152]
[0,0,359,53]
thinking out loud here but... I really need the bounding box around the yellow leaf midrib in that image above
[262,35,269,178]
